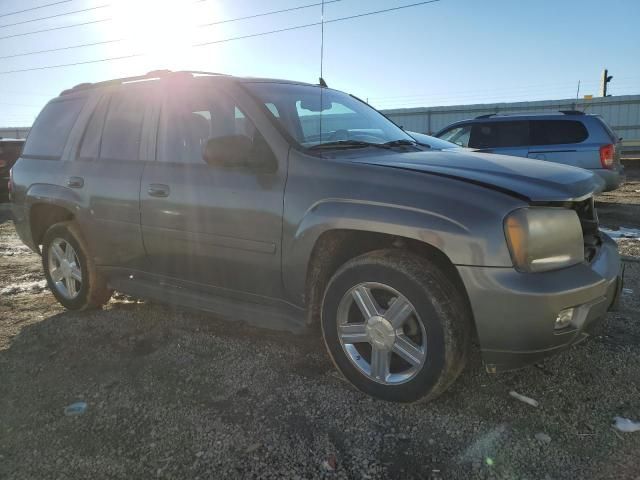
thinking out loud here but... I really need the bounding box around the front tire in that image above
[321,249,471,403]
[42,221,112,310]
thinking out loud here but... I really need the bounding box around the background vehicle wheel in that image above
[321,249,471,403]
[42,221,112,310]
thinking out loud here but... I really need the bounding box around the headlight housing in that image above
[504,207,584,273]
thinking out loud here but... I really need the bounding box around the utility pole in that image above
[600,68,613,97]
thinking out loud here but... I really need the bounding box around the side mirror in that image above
[203,135,252,167]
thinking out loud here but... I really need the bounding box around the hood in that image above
[355,150,601,202]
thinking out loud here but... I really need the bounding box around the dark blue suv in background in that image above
[435,111,625,191]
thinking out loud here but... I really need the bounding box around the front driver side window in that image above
[439,125,471,147]
[159,90,274,169]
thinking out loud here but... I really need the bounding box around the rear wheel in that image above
[321,249,471,403]
[42,222,112,310]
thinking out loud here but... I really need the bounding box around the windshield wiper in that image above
[308,140,391,150]
[382,139,417,147]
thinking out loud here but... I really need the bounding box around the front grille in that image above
[571,197,601,262]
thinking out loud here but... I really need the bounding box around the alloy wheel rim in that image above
[336,282,427,385]
[48,238,82,300]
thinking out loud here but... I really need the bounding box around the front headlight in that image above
[504,207,584,273]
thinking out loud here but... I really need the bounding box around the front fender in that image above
[282,198,514,304]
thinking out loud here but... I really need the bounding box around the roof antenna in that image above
[319,0,326,88]
[319,0,326,144]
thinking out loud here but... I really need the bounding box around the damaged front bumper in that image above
[457,234,622,372]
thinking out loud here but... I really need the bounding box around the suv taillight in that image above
[600,144,615,169]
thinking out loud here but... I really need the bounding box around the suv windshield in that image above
[244,82,414,149]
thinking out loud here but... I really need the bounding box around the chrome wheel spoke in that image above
[370,346,390,381]
[64,244,75,262]
[352,285,380,319]
[65,277,77,297]
[51,244,64,263]
[70,265,82,282]
[50,267,64,282]
[393,334,425,367]
[384,296,413,329]
[338,323,368,344]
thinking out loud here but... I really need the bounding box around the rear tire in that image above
[42,221,112,310]
[321,249,471,403]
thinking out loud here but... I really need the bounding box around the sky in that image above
[0,0,639,127]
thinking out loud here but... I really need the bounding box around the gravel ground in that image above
[1,175,639,479]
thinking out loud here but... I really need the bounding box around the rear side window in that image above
[22,98,85,159]
[100,92,146,161]
[530,120,588,145]
[469,121,529,148]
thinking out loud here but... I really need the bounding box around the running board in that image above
[108,276,307,334]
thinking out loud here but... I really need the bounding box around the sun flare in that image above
[109,0,219,70]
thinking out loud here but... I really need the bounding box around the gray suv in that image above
[10,71,623,403]
[435,112,625,191]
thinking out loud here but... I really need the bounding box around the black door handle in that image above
[67,176,84,188]
[148,184,170,197]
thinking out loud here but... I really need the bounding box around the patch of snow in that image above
[613,417,640,433]
[0,280,47,296]
[0,244,33,256]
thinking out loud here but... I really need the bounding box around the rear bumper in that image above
[591,165,625,191]
[11,204,39,253]
[457,234,622,372]
[0,174,8,198]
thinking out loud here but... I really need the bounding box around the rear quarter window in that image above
[530,120,588,145]
[594,116,620,143]
[22,97,86,159]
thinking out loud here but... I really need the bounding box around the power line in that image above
[0,39,122,60]
[0,4,109,29]
[0,0,441,75]
[0,0,220,43]
[0,53,142,75]
[0,18,109,41]
[0,0,343,57]
[200,0,342,26]
[0,0,73,19]
[194,0,440,47]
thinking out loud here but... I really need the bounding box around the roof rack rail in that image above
[60,69,228,96]
[475,110,586,120]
